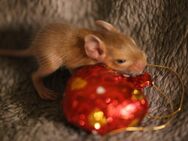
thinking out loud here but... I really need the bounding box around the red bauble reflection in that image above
[62,64,152,135]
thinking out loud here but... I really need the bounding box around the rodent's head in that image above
[84,20,147,75]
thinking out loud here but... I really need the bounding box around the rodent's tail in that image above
[0,48,32,58]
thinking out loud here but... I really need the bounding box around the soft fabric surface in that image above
[0,0,187,141]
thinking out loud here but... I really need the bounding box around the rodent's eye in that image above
[115,59,126,64]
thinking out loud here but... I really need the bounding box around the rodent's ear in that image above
[84,34,106,61]
[95,20,117,32]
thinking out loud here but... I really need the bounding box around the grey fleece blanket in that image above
[0,0,187,141]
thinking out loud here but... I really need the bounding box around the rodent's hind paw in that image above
[38,88,58,100]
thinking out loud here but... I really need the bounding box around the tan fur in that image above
[0,21,147,100]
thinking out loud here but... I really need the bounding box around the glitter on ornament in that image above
[71,77,87,90]
[131,89,144,100]
[88,109,107,130]
[132,89,140,95]
[96,86,106,94]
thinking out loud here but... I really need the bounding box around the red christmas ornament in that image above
[62,64,152,135]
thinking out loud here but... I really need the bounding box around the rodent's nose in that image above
[131,61,146,73]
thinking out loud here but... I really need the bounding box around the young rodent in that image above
[0,20,147,100]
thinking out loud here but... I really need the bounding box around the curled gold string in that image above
[147,64,184,116]
[104,64,184,136]
[146,84,174,119]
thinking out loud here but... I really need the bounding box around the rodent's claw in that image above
[38,88,58,100]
